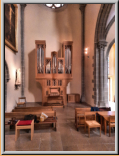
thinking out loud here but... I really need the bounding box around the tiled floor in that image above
[4,103,115,154]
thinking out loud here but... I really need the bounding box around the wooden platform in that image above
[43,103,64,108]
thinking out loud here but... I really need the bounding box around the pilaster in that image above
[97,40,107,106]
[20,4,26,96]
[79,4,86,102]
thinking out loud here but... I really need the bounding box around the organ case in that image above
[35,40,73,107]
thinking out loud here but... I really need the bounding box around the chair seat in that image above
[110,123,115,126]
[85,120,100,127]
[17,120,32,126]
[17,102,25,105]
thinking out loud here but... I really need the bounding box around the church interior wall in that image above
[108,43,115,102]
[4,4,115,109]
[5,4,21,112]
[84,4,101,106]
[24,4,82,102]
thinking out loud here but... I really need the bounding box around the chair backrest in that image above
[98,107,111,111]
[85,112,96,121]
[109,115,115,123]
[75,108,91,112]
[18,97,26,103]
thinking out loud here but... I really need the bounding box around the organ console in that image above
[35,40,73,107]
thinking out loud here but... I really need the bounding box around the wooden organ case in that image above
[35,40,73,107]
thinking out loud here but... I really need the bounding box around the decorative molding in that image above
[97,40,107,50]
[105,16,115,38]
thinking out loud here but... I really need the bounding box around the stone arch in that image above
[105,16,115,39]
[94,4,113,43]
[93,4,114,106]
[5,60,10,111]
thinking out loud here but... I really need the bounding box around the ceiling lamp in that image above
[46,4,53,7]
[45,4,64,9]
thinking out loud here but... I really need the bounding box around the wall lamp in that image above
[84,48,89,58]
[15,68,21,89]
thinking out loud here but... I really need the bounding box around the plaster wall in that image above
[5,4,21,112]
[84,4,101,106]
[108,43,115,102]
[24,4,81,102]
[105,22,115,54]
[106,4,115,27]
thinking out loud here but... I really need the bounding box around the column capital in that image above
[79,4,86,13]
[98,40,107,47]
[20,4,27,8]
[97,40,107,50]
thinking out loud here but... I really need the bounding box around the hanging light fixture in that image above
[45,4,64,9]
[46,4,53,7]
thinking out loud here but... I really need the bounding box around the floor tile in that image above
[63,145,79,151]
[104,143,115,151]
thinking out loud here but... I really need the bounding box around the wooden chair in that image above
[15,119,34,141]
[84,112,101,137]
[109,115,115,137]
[17,97,26,107]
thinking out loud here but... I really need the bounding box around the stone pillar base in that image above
[98,101,106,107]
[80,95,85,103]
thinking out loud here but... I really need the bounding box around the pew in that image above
[12,107,53,112]
[5,110,57,131]
[14,106,53,109]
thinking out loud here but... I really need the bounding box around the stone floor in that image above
[4,103,116,154]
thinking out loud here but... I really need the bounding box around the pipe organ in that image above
[35,40,73,106]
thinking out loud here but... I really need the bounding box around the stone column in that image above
[79,4,86,102]
[20,4,26,96]
[97,40,107,106]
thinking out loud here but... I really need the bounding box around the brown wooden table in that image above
[97,111,115,135]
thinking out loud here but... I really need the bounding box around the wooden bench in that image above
[5,110,57,131]
[14,106,53,109]
[12,107,53,112]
